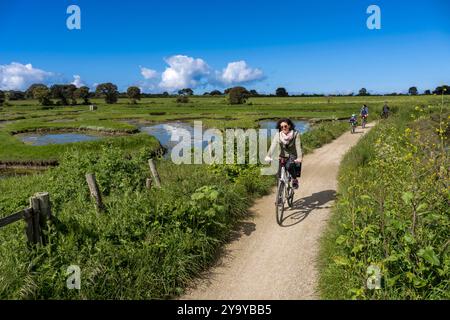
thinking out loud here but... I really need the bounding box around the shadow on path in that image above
[280,189,337,227]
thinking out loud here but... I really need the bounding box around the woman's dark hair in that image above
[276,118,295,131]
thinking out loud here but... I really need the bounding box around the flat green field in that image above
[0,95,444,163]
[0,94,447,299]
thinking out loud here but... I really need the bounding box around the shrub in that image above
[228,87,249,105]
[176,95,189,103]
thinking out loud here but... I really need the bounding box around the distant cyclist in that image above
[382,102,390,119]
[360,104,369,128]
[349,114,358,133]
[360,104,369,118]
[265,118,303,189]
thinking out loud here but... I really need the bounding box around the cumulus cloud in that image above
[140,67,158,80]
[71,75,85,88]
[140,55,264,92]
[159,55,210,91]
[0,62,55,90]
[218,61,264,85]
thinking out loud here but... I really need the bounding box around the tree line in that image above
[0,83,448,106]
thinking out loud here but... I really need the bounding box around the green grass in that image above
[0,132,161,163]
[1,94,447,299]
[318,102,449,300]
[1,95,444,163]
[0,115,353,299]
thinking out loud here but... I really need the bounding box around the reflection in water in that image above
[140,120,311,157]
[140,122,207,157]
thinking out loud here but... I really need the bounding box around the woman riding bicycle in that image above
[265,118,303,189]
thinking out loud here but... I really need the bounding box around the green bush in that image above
[0,146,272,299]
[319,105,449,299]
[0,116,351,299]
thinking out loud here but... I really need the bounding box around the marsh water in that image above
[20,133,101,146]
[140,120,311,156]
[140,122,207,156]
[16,120,310,156]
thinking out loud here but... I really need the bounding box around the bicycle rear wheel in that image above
[276,181,285,225]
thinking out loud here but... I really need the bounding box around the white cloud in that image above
[140,67,158,80]
[218,61,264,85]
[71,75,85,88]
[0,62,54,90]
[139,55,265,92]
[159,55,210,91]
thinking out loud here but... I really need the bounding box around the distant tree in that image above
[162,91,169,97]
[6,90,25,100]
[275,87,288,97]
[358,88,368,96]
[0,90,5,106]
[96,83,119,104]
[178,88,194,96]
[224,88,232,94]
[228,86,250,105]
[75,86,91,105]
[25,83,47,99]
[249,89,259,97]
[210,90,222,96]
[176,95,189,103]
[433,85,450,95]
[408,86,418,95]
[33,86,52,106]
[424,89,431,95]
[203,92,210,96]
[127,86,141,104]
[50,84,77,105]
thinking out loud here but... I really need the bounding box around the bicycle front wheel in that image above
[276,181,286,225]
[287,185,294,208]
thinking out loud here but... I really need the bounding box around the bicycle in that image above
[361,114,368,128]
[350,120,357,134]
[275,157,295,225]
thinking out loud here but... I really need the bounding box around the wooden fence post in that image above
[86,173,105,212]
[36,192,51,245]
[0,192,51,246]
[146,178,152,189]
[23,208,35,245]
[148,159,161,188]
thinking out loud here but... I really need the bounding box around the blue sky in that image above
[0,0,449,94]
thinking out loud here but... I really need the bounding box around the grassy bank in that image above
[0,117,350,299]
[319,103,449,299]
[0,132,161,164]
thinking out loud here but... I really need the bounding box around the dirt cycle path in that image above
[182,124,375,300]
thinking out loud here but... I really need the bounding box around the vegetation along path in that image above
[183,122,376,299]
